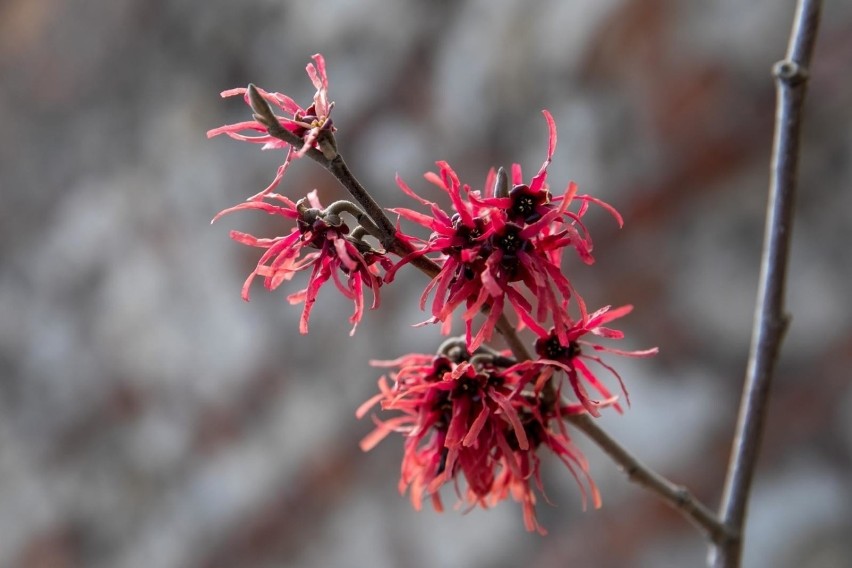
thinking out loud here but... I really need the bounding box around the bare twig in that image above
[568,414,731,543]
[711,2,822,566]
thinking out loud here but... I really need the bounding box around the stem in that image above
[711,2,822,566]
[495,314,532,361]
[568,413,730,542]
[325,154,400,253]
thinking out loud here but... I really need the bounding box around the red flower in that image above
[388,111,622,351]
[529,305,659,417]
[214,190,390,335]
[357,344,603,533]
[487,394,600,534]
[207,54,334,200]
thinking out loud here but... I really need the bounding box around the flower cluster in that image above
[209,54,658,535]
[357,342,600,534]
[389,111,622,351]
[213,190,390,335]
[210,55,393,334]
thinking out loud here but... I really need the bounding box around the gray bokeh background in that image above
[1,1,851,567]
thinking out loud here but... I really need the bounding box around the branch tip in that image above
[247,83,276,127]
[494,166,509,198]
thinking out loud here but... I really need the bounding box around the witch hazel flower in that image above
[527,304,659,417]
[486,390,602,534]
[357,340,604,533]
[207,54,335,201]
[214,190,391,335]
[356,347,523,511]
[388,111,622,351]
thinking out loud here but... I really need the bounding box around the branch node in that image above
[781,312,792,334]
[772,60,809,84]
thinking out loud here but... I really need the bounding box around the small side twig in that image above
[711,1,822,566]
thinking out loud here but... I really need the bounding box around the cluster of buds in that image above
[209,54,657,532]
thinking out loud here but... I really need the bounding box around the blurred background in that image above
[1,1,851,567]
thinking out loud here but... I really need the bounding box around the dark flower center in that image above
[430,357,453,380]
[494,224,524,254]
[451,374,486,401]
[508,184,550,223]
[450,214,485,248]
[431,391,453,429]
[536,334,581,361]
[490,224,531,280]
[523,417,546,449]
[486,374,505,389]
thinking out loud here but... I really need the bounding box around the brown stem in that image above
[568,413,731,543]
[325,154,401,253]
[711,1,822,566]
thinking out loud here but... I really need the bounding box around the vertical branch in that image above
[711,1,822,566]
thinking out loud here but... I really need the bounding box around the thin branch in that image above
[568,413,731,543]
[325,154,402,253]
[495,314,532,361]
[711,1,822,566]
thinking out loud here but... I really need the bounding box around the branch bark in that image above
[711,1,822,566]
